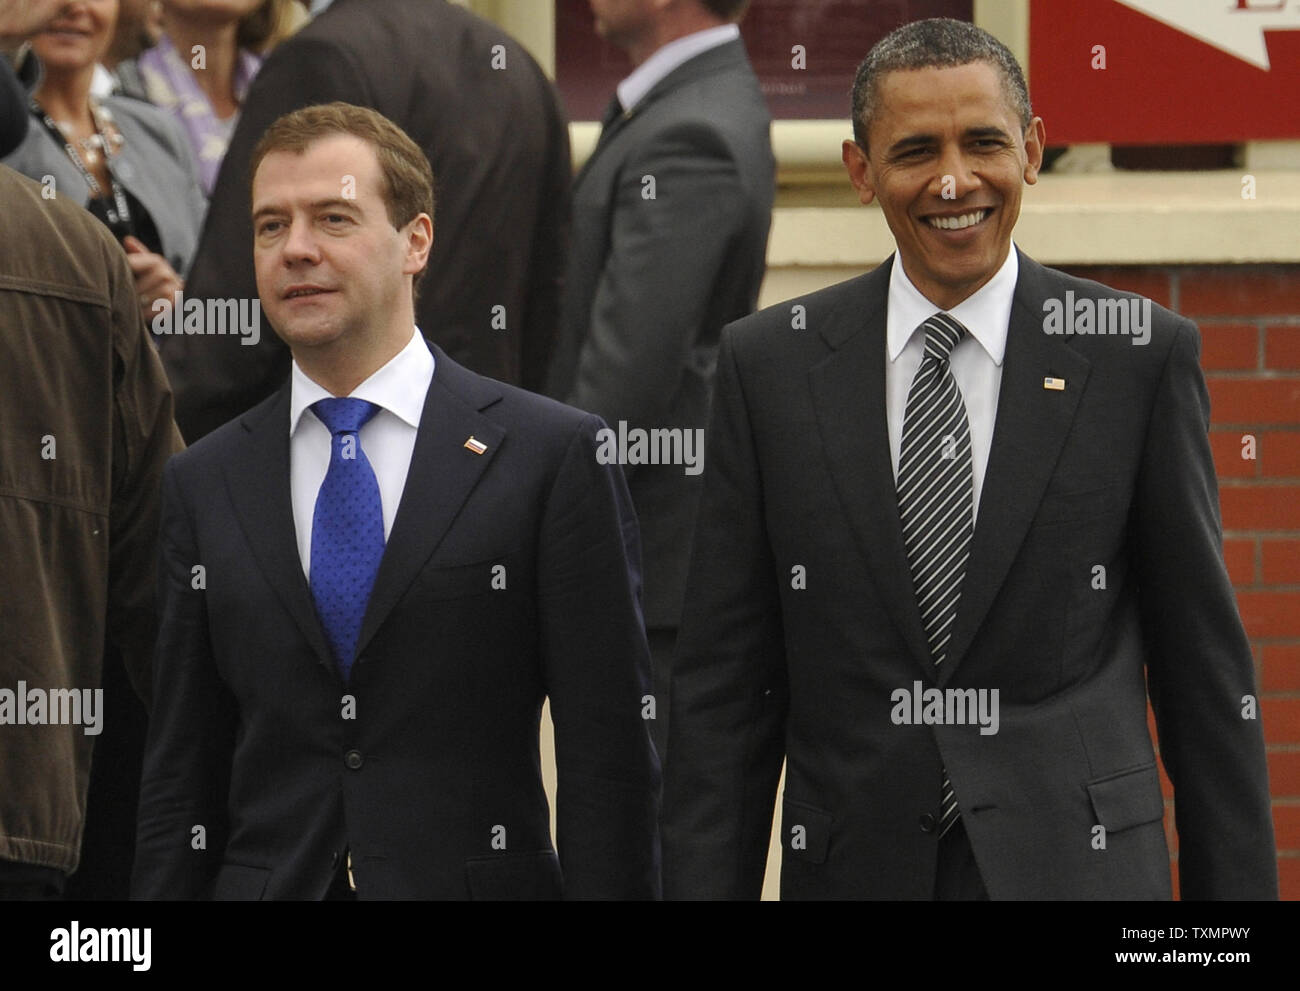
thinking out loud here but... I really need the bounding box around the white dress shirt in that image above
[289,327,434,576]
[886,248,1019,522]
[616,23,740,113]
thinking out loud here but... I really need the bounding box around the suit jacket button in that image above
[919,813,937,833]
[344,749,363,770]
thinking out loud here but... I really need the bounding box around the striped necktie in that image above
[897,312,974,840]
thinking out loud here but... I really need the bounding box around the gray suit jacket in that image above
[3,93,205,277]
[662,250,1278,900]
[546,37,775,630]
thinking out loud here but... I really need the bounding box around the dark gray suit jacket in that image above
[663,250,1278,900]
[545,37,775,630]
[161,0,571,441]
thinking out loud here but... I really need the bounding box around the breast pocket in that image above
[1033,482,1128,526]
[411,556,515,602]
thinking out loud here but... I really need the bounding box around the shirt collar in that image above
[616,23,739,113]
[886,246,1020,366]
[289,326,432,435]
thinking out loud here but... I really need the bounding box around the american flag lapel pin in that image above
[1043,376,1066,391]
[464,436,488,455]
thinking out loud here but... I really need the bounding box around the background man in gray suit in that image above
[545,0,775,758]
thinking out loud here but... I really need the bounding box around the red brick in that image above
[1211,431,1259,479]
[1061,266,1172,309]
[1263,645,1300,692]
[1279,856,1300,900]
[1259,431,1300,478]
[1222,538,1256,585]
[1207,378,1300,425]
[1219,485,1300,530]
[1239,592,1300,639]
[1157,749,1173,796]
[1198,323,1258,371]
[1267,327,1300,371]
[1180,268,1300,318]
[1275,805,1300,850]
[1263,540,1300,584]
[1261,698,1300,745]
[1269,750,1300,796]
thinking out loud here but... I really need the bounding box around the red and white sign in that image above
[1030,0,1300,143]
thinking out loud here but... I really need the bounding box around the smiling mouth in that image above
[284,288,333,299]
[926,209,992,231]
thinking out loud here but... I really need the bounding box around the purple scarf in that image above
[137,34,262,195]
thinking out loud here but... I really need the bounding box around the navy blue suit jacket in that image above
[133,343,660,899]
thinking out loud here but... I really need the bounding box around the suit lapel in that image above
[575,39,752,187]
[223,386,335,673]
[938,252,1091,683]
[353,345,505,659]
[809,261,935,675]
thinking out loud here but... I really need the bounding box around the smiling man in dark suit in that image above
[545,0,774,760]
[132,103,659,900]
[662,18,1277,900]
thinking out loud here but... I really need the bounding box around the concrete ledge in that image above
[770,172,1300,267]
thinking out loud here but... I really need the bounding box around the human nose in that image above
[279,217,322,266]
[931,143,980,200]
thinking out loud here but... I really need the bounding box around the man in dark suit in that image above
[162,0,571,441]
[132,104,659,900]
[545,0,774,757]
[662,18,1277,900]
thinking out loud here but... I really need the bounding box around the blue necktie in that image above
[310,398,384,681]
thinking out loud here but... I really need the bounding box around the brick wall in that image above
[1066,264,1300,900]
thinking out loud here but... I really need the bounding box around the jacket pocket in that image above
[212,863,272,900]
[1034,482,1126,525]
[465,850,562,900]
[410,556,516,602]
[781,798,833,865]
[1086,763,1164,832]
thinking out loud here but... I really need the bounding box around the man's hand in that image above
[124,236,184,330]
[0,0,68,52]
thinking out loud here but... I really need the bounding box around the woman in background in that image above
[3,0,205,327]
[116,0,306,195]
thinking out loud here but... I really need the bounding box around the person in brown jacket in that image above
[0,161,183,899]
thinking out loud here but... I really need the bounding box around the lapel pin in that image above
[464,436,488,455]
[1043,377,1066,391]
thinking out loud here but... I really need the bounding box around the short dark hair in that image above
[251,102,434,291]
[850,18,1032,151]
[699,0,751,22]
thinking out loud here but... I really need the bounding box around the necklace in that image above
[29,96,132,232]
